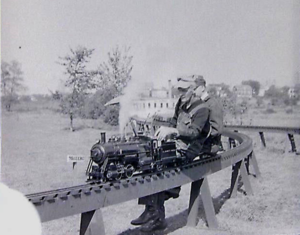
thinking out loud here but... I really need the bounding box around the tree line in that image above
[57,45,132,130]
[1,45,133,130]
[1,60,27,111]
[2,46,300,130]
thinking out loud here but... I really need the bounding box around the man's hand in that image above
[154,126,179,141]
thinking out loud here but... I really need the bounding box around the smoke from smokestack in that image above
[119,78,145,136]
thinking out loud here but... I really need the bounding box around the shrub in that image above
[80,86,118,119]
[265,108,276,114]
[103,106,119,126]
[79,96,105,119]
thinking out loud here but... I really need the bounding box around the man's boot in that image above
[131,205,156,226]
[140,217,167,232]
[140,205,167,232]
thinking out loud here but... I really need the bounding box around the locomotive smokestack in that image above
[100,132,106,143]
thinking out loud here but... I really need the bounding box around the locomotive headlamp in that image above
[90,146,106,164]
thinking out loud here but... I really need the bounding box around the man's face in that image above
[194,85,205,97]
[178,85,195,102]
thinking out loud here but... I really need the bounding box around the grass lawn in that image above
[1,109,300,235]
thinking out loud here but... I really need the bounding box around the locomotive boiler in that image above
[86,133,185,182]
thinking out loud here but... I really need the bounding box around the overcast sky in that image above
[2,0,300,94]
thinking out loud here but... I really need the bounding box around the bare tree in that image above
[1,60,27,111]
[59,46,96,131]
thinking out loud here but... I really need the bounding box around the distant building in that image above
[232,85,253,98]
[149,88,170,99]
[207,84,229,98]
[132,97,177,118]
[104,80,178,118]
[132,80,176,118]
[258,86,269,97]
[288,87,297,98]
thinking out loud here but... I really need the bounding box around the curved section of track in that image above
[26,130,252,223]
[225,125,300,134]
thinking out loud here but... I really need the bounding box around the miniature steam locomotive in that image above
[86,133,186,182]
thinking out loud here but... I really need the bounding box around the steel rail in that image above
[225,125,300,135]
[26,130,252,223]
[131,115,300,135]
[224,124,300,153]
[132,115,299,153]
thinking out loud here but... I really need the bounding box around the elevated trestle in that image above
[225,125,300,154]
[27,130,257,234]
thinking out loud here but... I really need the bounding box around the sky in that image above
[2,0,300,94]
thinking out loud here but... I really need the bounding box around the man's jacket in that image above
[171,96,210,158]
[201,95,224,136]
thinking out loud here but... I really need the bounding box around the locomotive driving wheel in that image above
[125,164,135,178]
[100,176,107,183]
[105,162,122,181]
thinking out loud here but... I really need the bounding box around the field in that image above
[1,108,300,235]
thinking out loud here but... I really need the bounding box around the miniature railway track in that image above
[26,171,158,204]
[26,130,254,225]
[132,115,299,152]
[26,116,299,234]
[225,125,300,135]
[26,156,218,205]
[225,124,300,153]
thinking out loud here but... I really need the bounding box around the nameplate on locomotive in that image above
[67,155,85,162]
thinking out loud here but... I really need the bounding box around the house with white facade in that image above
[106,80,178,118]
[232,85,253,98]
[131,80,177,118]
[288,87,298,98]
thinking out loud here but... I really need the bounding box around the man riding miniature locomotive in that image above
[131,75,224,232]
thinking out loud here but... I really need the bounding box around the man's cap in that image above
[176,75,206,89]
[192,75,206,87]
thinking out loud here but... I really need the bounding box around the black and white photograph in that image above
[1,1,300,234]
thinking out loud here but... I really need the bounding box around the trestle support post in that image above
[229,159,254,198]
[249,151,261,178]
[187,177,218,228]
[240,159,253,195]
[80,209,105,235]
[259,132,266,147]
[288,134,298,153]
[229,161,241,198]
[228,137,237,149]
